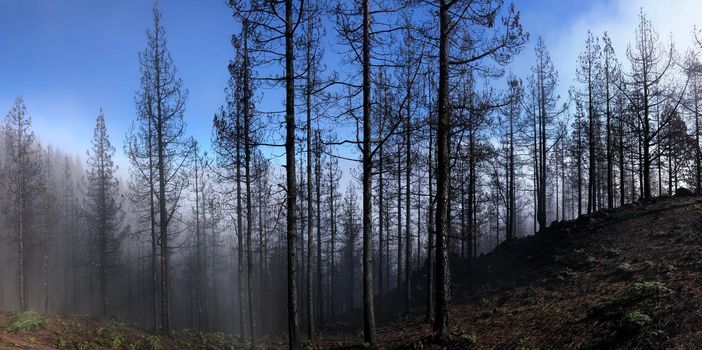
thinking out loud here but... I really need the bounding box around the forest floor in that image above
[317,194,702,349]
[0,310,248,349]
[2,195,702,349]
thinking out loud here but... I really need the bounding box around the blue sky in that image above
[1,0,701,178]
[0,0,237,174]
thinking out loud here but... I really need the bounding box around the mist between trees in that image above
[1,0,701,349]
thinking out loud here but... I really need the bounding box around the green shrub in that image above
[109,333,124,349]
[146,335,162,350]
[622,310,651,332]
[461,333,477,345]
[8,311,43,332]
[131,335,161,350]
[95,327,124,349]
[58,337,67,350]
[616,262,634,273]
[632,281,668,298]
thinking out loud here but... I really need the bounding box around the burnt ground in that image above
[2,196,702,349]
[317,195,702,349]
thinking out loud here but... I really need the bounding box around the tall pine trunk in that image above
[284,0,300,348]
[434,0,451,341]
[361,0,377,343]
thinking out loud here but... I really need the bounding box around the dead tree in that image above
[432,0,526,341]
[134,4,190,334]
[620,10,674,200]
[2,97,43,312]
[576,31,601,214]
[84,111,125,317]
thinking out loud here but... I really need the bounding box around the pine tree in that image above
[433,1,526,340]
[83,111,125,317]
[133,4,190,334]
[622,10,673,200]
[576,31,602,214]
[2,97,42,312]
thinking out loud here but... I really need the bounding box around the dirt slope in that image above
[318,196,702,349]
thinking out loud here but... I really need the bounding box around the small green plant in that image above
[58,337,67,350]
[109,333,124,349]
[600,246,620,257]
[650,329,665,338]
[77,341,90,350]
[644,260,656,268]
[95,327,125,349]
[622,310,651,332]
[198,331,210,346]
[460,333,478,345]
[557,267,576,280]
[146,335,162,350]
[8,311,43,332]
[632,281,668,298]
[616,262,634,273]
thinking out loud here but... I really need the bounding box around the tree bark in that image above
[242,21,256,347]
[361,0,377,343]
[405,61,412,311]
[285,1,300,348]
[434,0,451,341]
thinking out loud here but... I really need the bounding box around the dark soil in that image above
[317,196,702,349]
